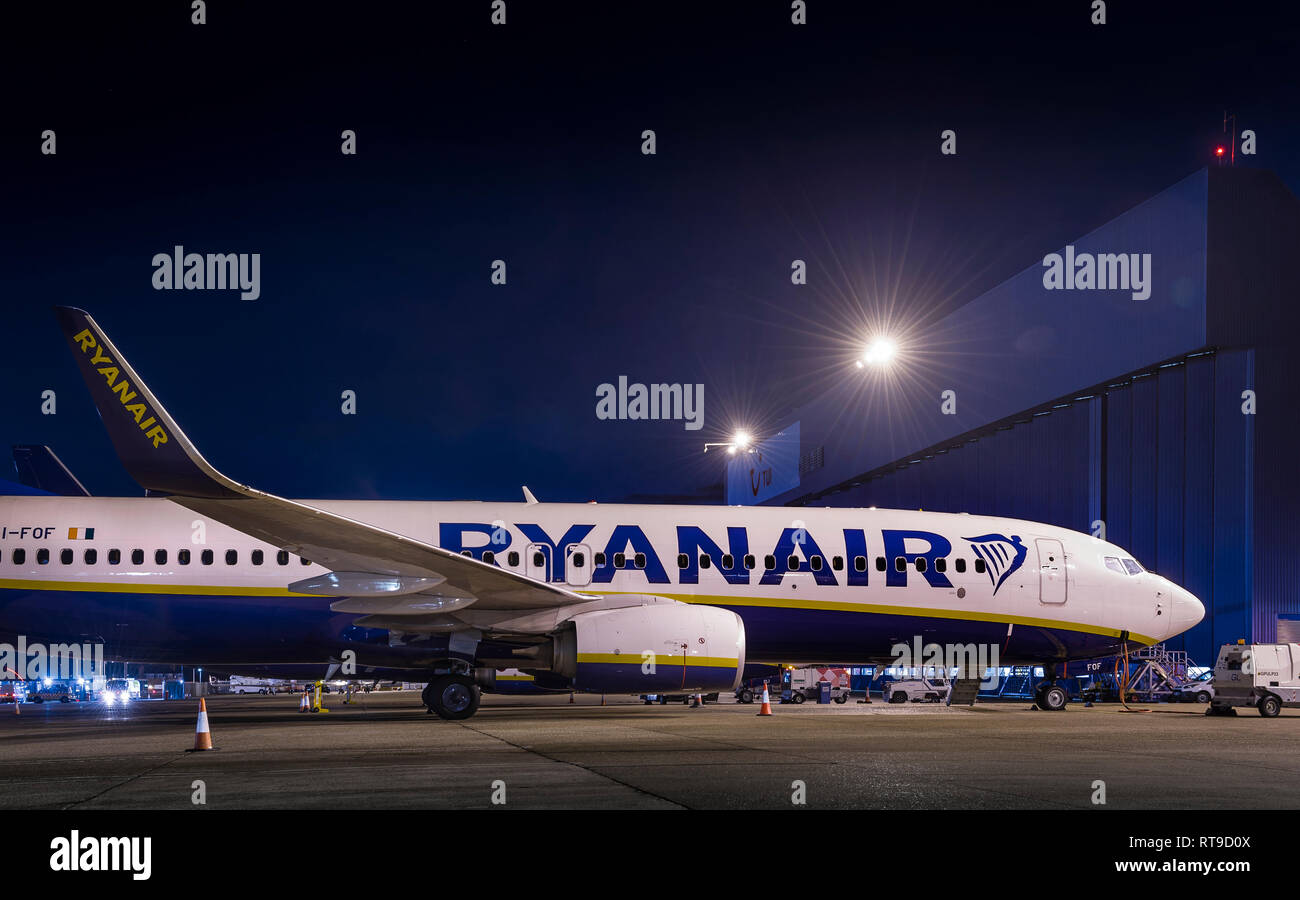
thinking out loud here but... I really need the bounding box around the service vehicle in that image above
[1208,642,1300,717]
[884,675,952,704]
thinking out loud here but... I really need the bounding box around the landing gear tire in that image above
[739,689,754,704]
[1258,694,1282,718]
[1036,683,1068,711]
[423,675,480,720]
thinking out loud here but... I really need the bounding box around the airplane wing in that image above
[53,307,588,612]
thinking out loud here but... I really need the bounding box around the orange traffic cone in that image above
[298,692,310,713]
[188,698,215,751]
[756,682,773,716]
[690,693,701,708]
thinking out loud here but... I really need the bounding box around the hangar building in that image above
[728,168,1300,665]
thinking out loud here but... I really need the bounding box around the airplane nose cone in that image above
[1169,585,1205,637]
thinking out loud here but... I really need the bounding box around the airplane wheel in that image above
[1258,695,1282,718]
[424,675,480,720]
[739,690,754,704]
[1038,684,1068,711]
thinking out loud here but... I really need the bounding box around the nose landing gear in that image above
[1034,665,1069,711]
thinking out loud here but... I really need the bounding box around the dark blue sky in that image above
[3,1,1297,502]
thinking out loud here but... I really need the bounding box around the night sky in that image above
[3,1,1297,503]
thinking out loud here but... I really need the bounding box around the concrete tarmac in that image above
[1,692,1296,810]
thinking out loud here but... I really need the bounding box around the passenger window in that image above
[277,550,289,566]
[593,552,605,567]
[178,549,191,565]
[508,551,520,567]
[614,553,626,568]
[832,556,843,571]
[533,551,545,567]
[301,557,312,566]
[935,558,947,573]
[764,555,776,571]
[60,549,73,565]
[252,549,264,566]
[37,549,50,565]
[744,554,756,570]
[810,555,823,571]
[155,549,168,565]
[13,549,26,565]
[461,550,473,558]
[483,551,495,565]
[108,549,121,565]
[571,552,583,568]
[915,557,927,573]
[894,557,906,572]
[722,554,734,569]
[84,549,97,565]
[677,553,689,569]
[201,549,214,566]
[634,553,646,569]
[226,550,238,565]
[975,558,986,574]
[131,549,144,566]
[875,557,886,572]
[955,558,966,573]
[854,556,867,573]
[700,554,711,569]
[787,554,800,569]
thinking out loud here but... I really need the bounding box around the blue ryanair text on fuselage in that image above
[438,523,1028,594]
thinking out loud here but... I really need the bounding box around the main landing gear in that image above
[1033,666,1069,711]
[423,673,481,720]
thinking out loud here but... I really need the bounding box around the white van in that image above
[1208,643,1300,717]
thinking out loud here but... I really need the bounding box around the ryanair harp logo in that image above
[70,328,169,449]
[962,533,1027,595]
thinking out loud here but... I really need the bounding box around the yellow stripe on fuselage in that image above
[0,578,309,597]
[581,590,1159,646]
[0,578,1158,646]
[576,653,739,667]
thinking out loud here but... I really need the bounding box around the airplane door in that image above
[525,543,551,582]
[565,543,592,587]
[1036,538,1067,604]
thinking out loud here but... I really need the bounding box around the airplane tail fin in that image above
[53,307,244,499]
[12,445,91,496]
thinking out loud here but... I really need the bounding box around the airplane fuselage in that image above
[0,495,1202,670]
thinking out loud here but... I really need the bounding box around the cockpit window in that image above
[1121,558,1143,576]
[1103,556,1125,575]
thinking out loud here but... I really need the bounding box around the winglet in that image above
[13,445,91,496]
[54,307,244,499]
[522,486,539,504]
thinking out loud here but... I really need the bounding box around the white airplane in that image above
[0,308,1204,718]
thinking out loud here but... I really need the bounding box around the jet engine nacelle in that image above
[551,603,746,694]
